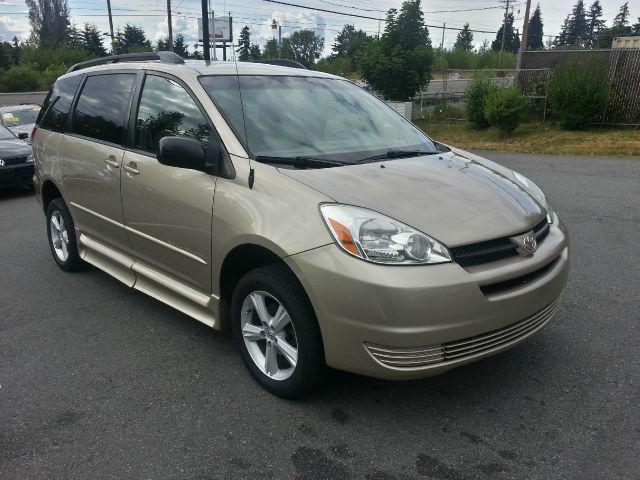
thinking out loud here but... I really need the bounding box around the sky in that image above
[0,0,637,56]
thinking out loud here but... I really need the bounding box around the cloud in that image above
[245,10,327,49]
[0,15,30,42]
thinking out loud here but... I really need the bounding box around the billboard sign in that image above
[198,16,233,43]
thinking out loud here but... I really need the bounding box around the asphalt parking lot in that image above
[1,151,639,479]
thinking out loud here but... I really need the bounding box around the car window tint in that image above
[38,75,82,132]
[135,75,210,155]
[72,74,136,145]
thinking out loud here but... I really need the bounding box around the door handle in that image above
[123,162,140,175]
[105,157,120,168]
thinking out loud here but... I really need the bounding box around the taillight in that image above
[31,126,37,139]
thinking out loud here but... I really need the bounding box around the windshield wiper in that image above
[255,155,344,169]
[356,149,438,164]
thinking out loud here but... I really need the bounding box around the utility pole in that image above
[201,0,210,61]
[517,0,532,72]
[278,24,282,58]
[106,0,115,52]
[166,0,174,51]
[498,0,510,69]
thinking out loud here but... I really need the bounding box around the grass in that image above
[414,120,640,157]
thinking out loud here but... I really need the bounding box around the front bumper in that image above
[285,219,569,380]
[0,163,34,189]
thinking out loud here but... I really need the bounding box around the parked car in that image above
[0,104,41,143]
[33,52,569,397]
[0,124,33,189]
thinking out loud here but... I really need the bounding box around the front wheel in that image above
[231,264,326,398]
[46,198,85,271]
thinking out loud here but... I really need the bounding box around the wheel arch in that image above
[41,179,64,213]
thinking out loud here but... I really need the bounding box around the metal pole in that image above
[441,23,446,110]
[106,0,115,52]
[499,0,510,69]
[201,0,210,61]
[223,41,227,61]
[167,0,174,51]
[278,25,282,58]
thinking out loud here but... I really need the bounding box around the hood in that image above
[279,150,546,247]
[8,124,34,140]
[0,138,32,158]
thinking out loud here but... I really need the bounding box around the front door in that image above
[121,74,215,294]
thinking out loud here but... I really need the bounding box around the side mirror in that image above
[157,136,205,171]
[18,133,29,140]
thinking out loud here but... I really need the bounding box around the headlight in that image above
[26,154,34,163]
[320,204,451,265]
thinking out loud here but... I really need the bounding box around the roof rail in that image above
[66,51,185,74]
[253,59,307,69]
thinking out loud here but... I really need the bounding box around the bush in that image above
[547,57,610,130]
[41,64,68,90]
[484,87,529,134]
[465,76,498,129]
[20,46,91,71]
[0,65,42,92]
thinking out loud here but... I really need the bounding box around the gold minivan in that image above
[33,52,569,397]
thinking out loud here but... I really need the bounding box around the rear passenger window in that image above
[72,73,136,145]
[135,75,211,155]
[38,75,82,132]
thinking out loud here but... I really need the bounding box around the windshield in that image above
[199,75,437,163]
[2,108,40,127]
[0,125,16,140]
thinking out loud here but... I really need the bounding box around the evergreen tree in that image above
[191,44,203,60]
[67,24,84,48]
[249,43,261,60]
[83,23,106,56]
[237,25,251,61]
[454,23,474,51]
[554,0,588,47]
[634,18,640,34]
[113,24,151,54]
[331,24,367,70]
[25,0,70,47]
[287,29,324,68]
[612,2,630,27]
[263,38,279,59]
[586,1,606,47]
[156,36,169,51]
[528,5,544,50]
[360,0,433,101]
[173,34,188,58]
[492,13,520,53]
[11,36,21,65]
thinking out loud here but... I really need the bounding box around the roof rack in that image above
[253,59,307,69]
[67,51,185,74]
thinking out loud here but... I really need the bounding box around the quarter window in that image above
[135,75,211,155]
[71,73,136,145]
[38,75,83,132]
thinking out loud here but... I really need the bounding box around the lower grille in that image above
[365,295,562,369]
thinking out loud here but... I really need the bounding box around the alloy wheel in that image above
[50,210,69,262]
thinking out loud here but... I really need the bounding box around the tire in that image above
[231,263,326,398]
[46,198,85,272]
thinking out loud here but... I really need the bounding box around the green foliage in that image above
[262,39,279,59]
[547,57,610,130]
[249,44,261,60]
[454,23,473,52]
[20,46,90,70]
[484,87,529,134]
[314,56,355,77]
[41,63,67,89]
[26,0,70,48]
[331,24,368,71]
[554,0,589,47]
[360,0,433,101]
[173,34,188,58]
[465,76,498,129]
[612,1,630,27]
[237,25,251,61]
[586,1,606,47]
[491,13,520,53]
[113,24,151,54]
[287,29,324,68]
[528,6,545,50]
[0,65,42,92]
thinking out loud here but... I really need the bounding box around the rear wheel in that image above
[231,264,325,398]
[46,198,85,271]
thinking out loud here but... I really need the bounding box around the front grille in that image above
[451,218,550,268]
[480,256,559,296]
[0,156,29,166]
[365,295,562,369]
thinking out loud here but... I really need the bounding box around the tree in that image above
[454,23,474,51]
[237,25,251,61]
[11,37,21,65]
[113,24,151,54]
[612,2,630,27]
[249,43,261,60]
[173,34,188,58]
[191,44,203,60]
[262,38,279,59]
[528,5,544,50]
[83,23,107,56]
[360,0,433,101]
[25,0,70,48]
[67,24,84,49]
[492,13,520,52]
[287,29,324,68]
[554,0,588,47]
[586,1,606,47]
[634,18,640,34]
[156,36,169,51]
[331,24,367,70]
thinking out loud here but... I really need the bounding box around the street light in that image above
[271,19,281,59]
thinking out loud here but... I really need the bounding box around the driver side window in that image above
[135,75,211,155]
